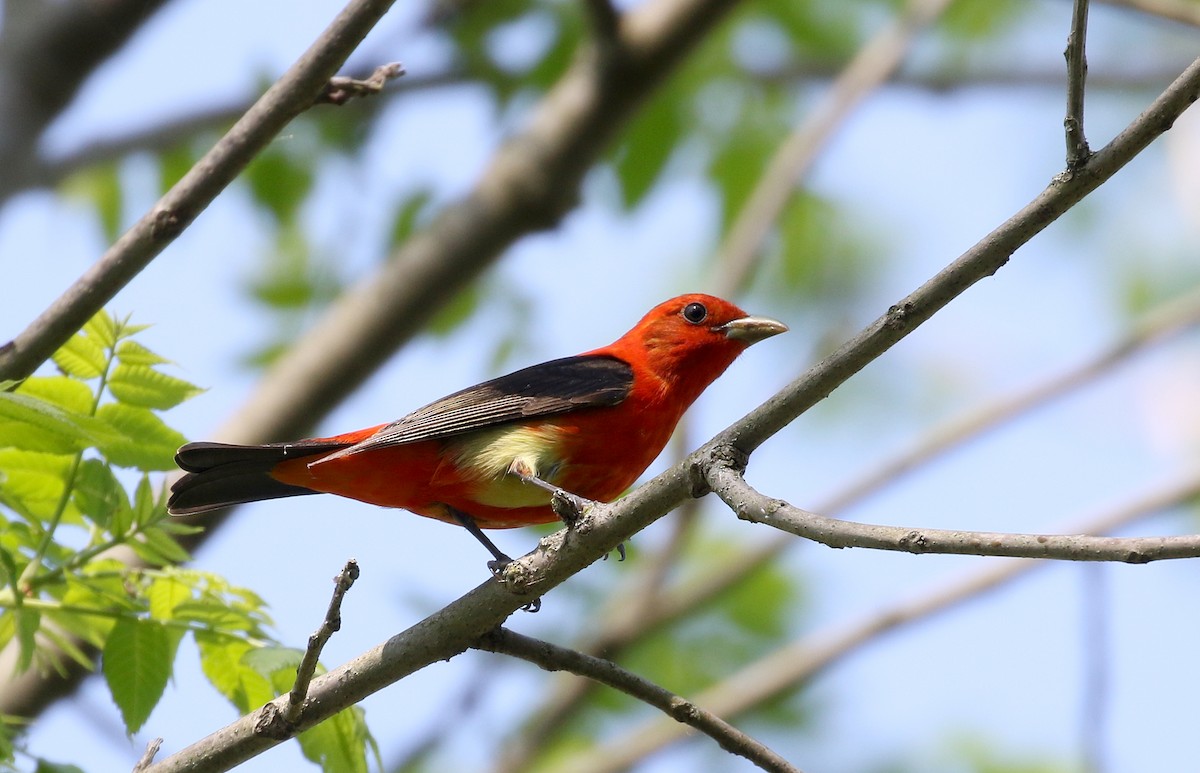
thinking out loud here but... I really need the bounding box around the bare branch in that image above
[283,560,360,725]
[553,468,1200,773]
[1065,0,1093,168]
[475,627,803,773]
[711,464,1200,562]
[713,0,955,294]
[0,0,402,384]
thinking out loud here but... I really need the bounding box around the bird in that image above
[168,293,787,570]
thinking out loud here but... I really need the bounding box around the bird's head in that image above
[602,293,788,402]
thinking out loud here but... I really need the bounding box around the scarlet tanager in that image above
[167,294,786,568]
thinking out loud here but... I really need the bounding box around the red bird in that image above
[168,294,786,568]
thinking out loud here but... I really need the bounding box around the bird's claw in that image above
[600,541,627,561]
[486,557,541,612]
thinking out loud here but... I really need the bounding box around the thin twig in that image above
[316,62,405,105]
[1065,0,1093,168]
[553,467,1200,773]
[713,0,955,294]
[132,738,163,772]
[474,627,803,773]
[0,0,402,383]
[283,560,360,725]
[711,464,1200,562]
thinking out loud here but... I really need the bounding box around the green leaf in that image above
[613,92,682,208]
[0,392,92,454]
[102,617,173,734]
[296,706,371,773]
[93,403,187,471]
[63,164,123,244]
[426,284,483,338]
[386,189,434,250]
[0,450,74,523]
[14,607,40,673]
[116,340,170,367]
[18,377,95,415]
[129,527,190,566]
[33,759,88,773]
[107,364,203,410]
[72,459,127,528]
[245,148,314,224]
[52,330,107,380]
[132,475,159,528]
[158,143,199,193]
[196,632,274,713]
[243,645,303,681]
[147,574,191,621]
[84,310,119,350]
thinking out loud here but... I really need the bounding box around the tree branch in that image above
[552,467,1200,773]
[0,0,403,384]
[474,627,802,773]
[711,464,1200,562]
[1065,0,1093,168]
[283,560,360,725]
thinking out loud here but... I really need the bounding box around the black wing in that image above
[333,354,633,456]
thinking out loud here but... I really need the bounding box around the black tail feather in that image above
[168,440,346,515]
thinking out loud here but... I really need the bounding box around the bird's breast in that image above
[446,423,570,508]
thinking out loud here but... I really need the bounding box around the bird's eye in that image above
[682,302,708,325]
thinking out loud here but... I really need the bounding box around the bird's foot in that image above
[602,542,627,562]
[551,489,593,528]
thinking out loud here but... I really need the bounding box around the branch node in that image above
[150,208,183,241]
[316,62,406,106]
[254,701,296,740]
[884,300,915,331]
[132,737,162,772]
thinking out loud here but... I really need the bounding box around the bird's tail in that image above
[167,440,348,515]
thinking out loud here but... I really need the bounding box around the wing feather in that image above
[327,354,633,459]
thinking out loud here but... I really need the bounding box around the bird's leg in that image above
[508,462,624,561]
[446,506,540,613]
[508,461,591,528]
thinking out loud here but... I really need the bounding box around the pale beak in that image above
[719,315,789,344]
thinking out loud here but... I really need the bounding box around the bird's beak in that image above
[719,315,789,344]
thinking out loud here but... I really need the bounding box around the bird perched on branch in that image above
[168,294,786,570]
